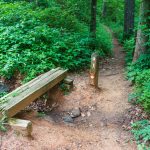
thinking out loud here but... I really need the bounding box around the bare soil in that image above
[0,38,137,150]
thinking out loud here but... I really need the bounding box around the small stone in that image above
[44,115,53,123]
[70,107,81,118]
[63,115,74,123]
[122,125,126,129]
[89,124,93,127]
[87,111,91,117]
[90,106,96,111]
[81,113,85,117]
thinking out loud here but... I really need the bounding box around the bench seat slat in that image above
[1,68,61,102]
[1,68,67,117]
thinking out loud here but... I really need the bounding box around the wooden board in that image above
[1,68,67,117]
[63,78,74,85]
[8,118,32,136]
[90,52,99,88]
[0,68,60,105]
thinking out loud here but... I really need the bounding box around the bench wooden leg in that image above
[63,78,74,91]
[8,118,32,136]
[46,85,60,107]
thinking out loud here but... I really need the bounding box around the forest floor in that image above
[0,37,137,150]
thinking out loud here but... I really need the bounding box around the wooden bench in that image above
[0,67,67,118]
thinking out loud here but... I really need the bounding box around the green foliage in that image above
[131,120,150,150]
[135,70,150,112]
[96,25,113,56]
[124,38,135,63]
[110,23,124,43]
[127,67,150,113]
[0,113,7,132]
[60,83,70,95]
[0,92,7,98]
[0,1,112,82]
[127,54,150,82]
[36,112,46,118]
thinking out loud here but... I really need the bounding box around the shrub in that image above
[96,25,113,56]
[135,70,150,112]
[131,120,150,150]
[127,54,150,82]
[123,37,135,63]
[0,1,113,83]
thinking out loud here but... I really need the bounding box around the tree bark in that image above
[133,0,150,62]
[124,0,135,39]
[90,0,97,41]
[102,0,107,18]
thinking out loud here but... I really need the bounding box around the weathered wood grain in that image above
[90,52,99,88]
[8,118,32,136]
[1,68,67,117]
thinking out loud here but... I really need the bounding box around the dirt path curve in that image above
[1,37,137,150]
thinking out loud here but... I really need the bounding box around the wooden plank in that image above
[63,78,74,90]
[90,52,99,88]
[8,118,32,136]
[63,78,74,85]
[0,67,60,106]
[2,69,67,117]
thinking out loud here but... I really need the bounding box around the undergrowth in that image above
[132,120,150,150]
[0,1,113,83]
[124,26,150,149]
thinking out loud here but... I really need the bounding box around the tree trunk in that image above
[133,0,150,62]
[90,0,97,44]
[102,0,107,18]
[124,0,135,39]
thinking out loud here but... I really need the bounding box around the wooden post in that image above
[8,118,32,136]
[90,52,99,88]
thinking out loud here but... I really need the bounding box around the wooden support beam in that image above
[63,83,72,91]
[90,52,99,88]
[8,118,32,136]
[63,78,74,89]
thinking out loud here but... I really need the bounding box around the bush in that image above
[131,120,150,150]
[96,25,113,56]
[135,70,150,112]
[0,23,91,82]
[127,67,150,113]
[109,22,124,43]
[127,54,150,82]
[123,37,135,63]
[0,1,112,82]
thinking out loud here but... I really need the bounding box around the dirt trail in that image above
[1,38,137,150]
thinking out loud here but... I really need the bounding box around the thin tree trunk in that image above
[102,0,107,18]
[133,0,150,62]
[124,0,135,39]
[90,0,97,49]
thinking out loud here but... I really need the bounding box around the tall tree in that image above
[124,0,135,39]
[133,0,150,62]
[90,0,97,50]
